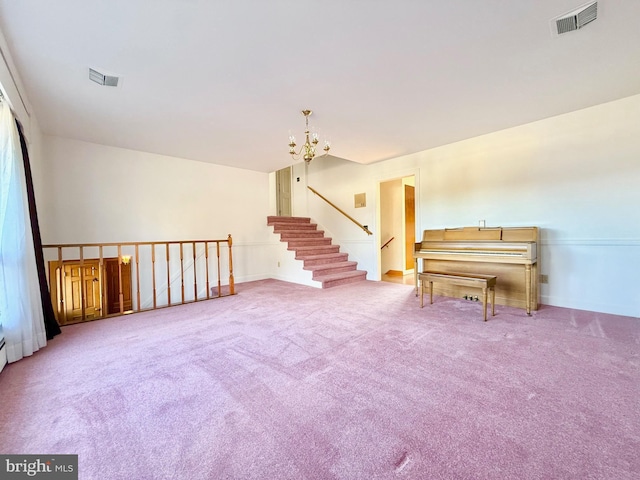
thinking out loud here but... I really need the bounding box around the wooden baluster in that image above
[152,244,157,309]
[118,245,124,314]
[205,241,210,300]
[135,244,140,312]
[180,242,185,304]
[80,246,86,321]
[166,243,171,306]
[58,247,66,324]
[525,264,532,316]
[98,246,104,318]
[227,234,234,295]
[216,241,221,297]
[193,241,197,301]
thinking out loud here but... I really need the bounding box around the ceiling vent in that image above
[89,68,119,87]
[553,2,597,35]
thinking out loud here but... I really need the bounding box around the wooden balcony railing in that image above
[42,235,234,326]
[308,186,373,235]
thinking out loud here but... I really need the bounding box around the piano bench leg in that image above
[482,288,488,321]
[491,287,496,317]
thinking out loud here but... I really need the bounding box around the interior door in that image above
[404,184,416,270]
[63,261,102,323]
[276,166,292,216]
[105,259,133,315]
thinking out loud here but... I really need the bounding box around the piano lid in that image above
[421,226,538,243]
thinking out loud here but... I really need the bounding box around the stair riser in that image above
[286,239,332,248]
[322,273,367,288]
[294,246,340,256]
[311,265,357,279]
[280,232,325,239]
[272,224,318,232]
[267,216,311,225]
[300,254,349,266]
[305,261,357,273]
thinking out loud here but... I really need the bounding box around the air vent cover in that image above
[89,68,119,87]
[554,2,597,35]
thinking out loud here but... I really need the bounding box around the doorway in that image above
[49,258,132,325]
[275,166,292,216]
[62,260,103,323]
[104,259,133,315]
[380,175,416,285]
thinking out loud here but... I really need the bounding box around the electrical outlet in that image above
[540,274,548,284]
[277,261,280,267]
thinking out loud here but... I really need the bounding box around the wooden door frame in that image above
[376,171,419,280]
[404,184,416,271]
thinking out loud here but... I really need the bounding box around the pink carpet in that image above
[1,279,638,479]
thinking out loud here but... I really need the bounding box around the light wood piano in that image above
[413,226,538,314]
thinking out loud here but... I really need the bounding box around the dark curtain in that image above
[16,120,61,339]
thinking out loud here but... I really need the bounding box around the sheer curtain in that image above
[0,100,47,362]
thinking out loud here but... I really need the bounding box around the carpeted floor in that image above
[1,279,638,479]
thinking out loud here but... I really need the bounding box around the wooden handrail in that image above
[42,235,235,325]
[381,237,395,249]
[308,186,373,235]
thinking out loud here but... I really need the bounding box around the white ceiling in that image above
[1,1,639,173]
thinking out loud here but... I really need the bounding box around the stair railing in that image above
[42,235,234,325]
[308,186,373,235]
[381,237,395,249]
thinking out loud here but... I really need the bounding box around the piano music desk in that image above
[419,271,497,321]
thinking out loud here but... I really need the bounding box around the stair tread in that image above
[267,216,311,225]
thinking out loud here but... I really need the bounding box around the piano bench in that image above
[418,271,497,321]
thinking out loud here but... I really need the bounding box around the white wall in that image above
[39,136,276,285]
[293,94,640,317]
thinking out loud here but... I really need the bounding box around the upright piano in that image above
[414,226,538,314]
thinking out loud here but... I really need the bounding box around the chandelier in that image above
[288,109,330,163]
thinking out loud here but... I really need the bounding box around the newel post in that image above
[227,234,235,295]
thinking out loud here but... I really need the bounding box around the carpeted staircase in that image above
[268,216,367,288]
